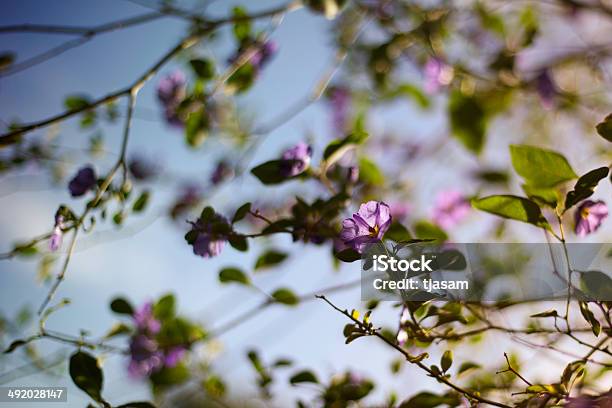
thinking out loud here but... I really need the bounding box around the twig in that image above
[496,352,532,386]
[316,295,512,408]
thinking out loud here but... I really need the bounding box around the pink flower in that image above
[575,200,608,237]
[281,142,312,177]
[340,201,392,253]
[49,214,64,252]
[423,58,454,94]
[432,190,470,229]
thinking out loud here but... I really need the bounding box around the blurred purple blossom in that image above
[157,71,187,127]
[347,165,359,184]
[340,201,392,253]
[389,202,410,222]
[49,214,64,252]
[128,334,164,378]
[128,156,160,181]
[423,57,454,94]
[68,165,96,197]
[281,142,312,177]
[251,40,277,71]
[432,190,470,229]
[535,69,556,110]
[132,302,161,334]
[575,200,608,237]
[188,213,230,258]
[210,160,233,185]
[164,346,186,368]
[327,86,351,135]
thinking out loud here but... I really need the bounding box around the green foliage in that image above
[564,167,609,211]
[358,156,384,185]
[323,132,368,166]
[579,270,612,300]
[232,202,251,223]
[232,6,251,42]
[449,91,487,154]
[132,190,150,213]
[153,294,176,320]
[251,160,292,185]
[110,297,134,315]
[184,110,209,148]
[334,248,361,263]
[595,113,612,142]
[440,350,453,373]
[399,391,461,407]
[218,267,250,285]
[69,351,106,405]
[0,52,15,71]
[510,145,577,188]
[413,221,448,242]
[471,195,549,229]
[578,301,601,337]
[271,288,299,306]
[289,370,319,385]
[255,249,288,270]
[189,58,214,80]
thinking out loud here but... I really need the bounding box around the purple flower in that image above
[188,212,230,258]
[128,156,159,181]
[536,69,556,110]
[327,86,351,134]
[281,142,312,177]
[347,165,359,184]
[49,214,64,252]
[128,334,164,378]
[164,346,186,368]
[340,201,392,253]
[432,190,470,229]
[132,302,161,334]
[157,71,187,127]
[423,57,454,94]
[389,202,410,222]
[251,41,277,71]
[210,160,233,185]
[575,200,608,237]
[68,166,96,197]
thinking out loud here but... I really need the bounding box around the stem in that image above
[317,295,512,408]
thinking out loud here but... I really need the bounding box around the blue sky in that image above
[1,0,611,406]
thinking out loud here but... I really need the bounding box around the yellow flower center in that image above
[581,207,590,219]
[369,225,379,237]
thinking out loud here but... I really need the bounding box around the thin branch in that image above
[496,352,532,386]
[0,1,301,147]
[316,295,512,408]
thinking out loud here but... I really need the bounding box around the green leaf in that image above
[185,110,209,148]
[385,222,413,242]
[189,58,215,80]
[103,323,131,339]
[64,94,91,111]
[334,248,361,263]
[595,113,612,142]
[110,297,134,315]
[578,301,601,337]
[255,249,288,270]
[580,270,612,300]
[289,370,319,385]
[219,267,250,285]
[414,221,448,242]
[202,375,226,397]
[471,195,549,229]
[399,391,461,408]
[232,202,251,223]
[522,184,559,208]
[232,6,251,42]
[388,83,430,108]
[69,351,105,404]
[323,132,368,165]
[530,310,558,318]
[149,364,189,387]
[132,190,150,213]
[358,156,385,185]
[228,234,248,252]
[449,91,487,154]
[457,362,480,376]
[271,288,299,306]
[510,145,577,188]
[153,294,176,320]
[564,167,610,211]
[251,160,290,185]
[561,361,585,392]
[440,350,453,373]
